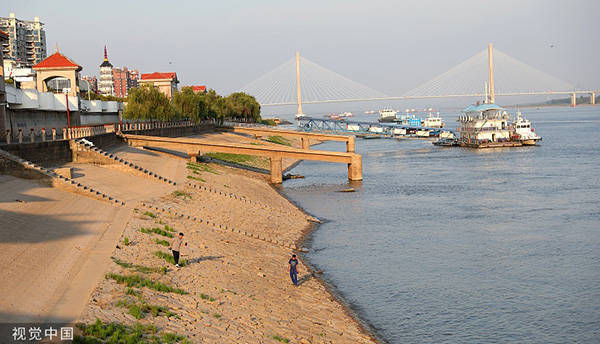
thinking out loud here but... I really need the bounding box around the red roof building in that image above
[32,50,82,96]
[182,85,207,94]
[139,72,179,99]
[32,52,82,71]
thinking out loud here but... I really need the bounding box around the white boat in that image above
[416,130,430,137]
[340,112,354,117]
[346,124,360,132]
[392,128,406,135]
[364,110,376,114]
[421,112,445,128]
[295,113,306,119]
[511,111,541,145]
[378,109,398,123]
[368,126,384,133]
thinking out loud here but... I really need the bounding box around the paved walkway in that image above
[0,175,124,322]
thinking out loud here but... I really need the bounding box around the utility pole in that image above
[488,43,495,104]
[296,51,303,116]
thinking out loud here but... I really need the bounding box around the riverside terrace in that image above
[120,133,362,184]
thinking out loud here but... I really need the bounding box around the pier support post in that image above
[571,93,577,107]
[347,154,363,181]
[591,93,596,105]
[301,137,310,150]
[346,136,355,152]
[270,156,283,184]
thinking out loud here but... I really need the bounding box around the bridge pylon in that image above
[295,51,304,117]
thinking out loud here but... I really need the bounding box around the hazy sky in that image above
[6,0,600,97]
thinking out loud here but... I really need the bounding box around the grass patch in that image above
[140,227,174,238]
[143,211,156,218]
[172,190,191,199]
[206,152,255,163]
[126,288,139,296]
[186,161,219,174]
[267,135,291,146]
[155,238,170,247]
[116,298,177,319]
[205,152,270,169]
[223,184,230,188]
[74,319,190,344]
[213,313,221,319]
[111,257,167,275]
[187,175,206,182]
[122,237,130,246]
[200,293,215,301]
[273,335,290,343]
[154,250,187,266]
[105,273,187,294]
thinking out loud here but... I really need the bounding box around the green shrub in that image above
[187,175,206,182]
[154,251,187,266]
[123,237,130,246]
[155,238,170,246]
[143,211,156,218]
[173,190,191,199]
[74,319,157,343]
[105,273,187,294]
[140,227,174,238]
[111,257,166,274]
[74,319,190,344]
[273,335,290,343]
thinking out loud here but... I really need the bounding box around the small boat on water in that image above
[327,112,353,121]
[364,110,376,114]
[378,109,398,122]
[511,111,541,145]
[421,112,445,128]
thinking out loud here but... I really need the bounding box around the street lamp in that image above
[63,88,71,139]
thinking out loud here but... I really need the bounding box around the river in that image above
[281,106,600,343]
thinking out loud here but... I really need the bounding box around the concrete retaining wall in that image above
[2,140,72,167]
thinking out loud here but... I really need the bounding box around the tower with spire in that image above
[99,45,114,96]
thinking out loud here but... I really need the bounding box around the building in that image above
[112,66,139,98]
[139,72,179,99]
[182,85,207,94]
[32,48,82,97]
[0,30,8,139]
[0,13,47,67]
[80,75,98,93]
[99,46,114,96]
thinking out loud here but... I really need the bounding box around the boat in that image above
[511,111,541,145]
[295,113,306,119]
[454,102,541,148]
[377,109,398,123]
[421,112,445,128]
[364,110,376,114]
[327,112,353,121]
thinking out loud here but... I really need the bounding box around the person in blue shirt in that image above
[288,254,300,286]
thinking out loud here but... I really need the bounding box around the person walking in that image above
[288,254,300,286]
[169,232,186,268]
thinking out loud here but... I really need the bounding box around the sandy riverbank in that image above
[72,132,378,343]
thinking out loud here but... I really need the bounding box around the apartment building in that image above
[0,13,47,67]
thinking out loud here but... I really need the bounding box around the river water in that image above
[281,106,600,343]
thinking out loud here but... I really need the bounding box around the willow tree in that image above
[123,85,175,121]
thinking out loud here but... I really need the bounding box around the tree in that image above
[123,85,176,121]
[223,92,261,122]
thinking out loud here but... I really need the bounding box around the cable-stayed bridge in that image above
[241,44,598,111]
